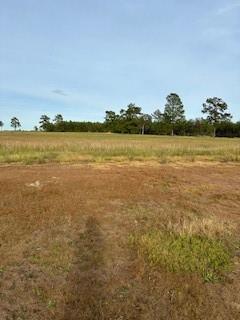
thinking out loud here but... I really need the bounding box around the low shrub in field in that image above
[130,231,232,282]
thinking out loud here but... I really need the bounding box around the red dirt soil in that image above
[0,163,240,319]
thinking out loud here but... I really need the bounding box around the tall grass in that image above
[0,132,240,164]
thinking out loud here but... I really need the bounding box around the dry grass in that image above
[0,131,240,164]
[1,164,240,319]
[166,216,236,239]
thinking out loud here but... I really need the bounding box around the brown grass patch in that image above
[0,164,240,319]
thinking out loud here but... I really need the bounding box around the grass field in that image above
[1,133,240,319]
[1,132,240,164]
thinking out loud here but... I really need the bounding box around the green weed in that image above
[130,231,232,282]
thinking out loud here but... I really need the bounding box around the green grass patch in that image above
[130,231,232,282]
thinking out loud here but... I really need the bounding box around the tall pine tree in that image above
[163,93,185,136]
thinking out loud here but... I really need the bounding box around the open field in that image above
[1,132,240,164]
[1,162,240,319]
[1,133,240,319]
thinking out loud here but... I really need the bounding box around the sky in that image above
[1,0,240,129]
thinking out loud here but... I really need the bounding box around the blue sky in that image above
[1,0,240,129]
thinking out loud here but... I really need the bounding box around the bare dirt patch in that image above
[0,164,240,319]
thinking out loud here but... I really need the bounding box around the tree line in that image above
[2,94,240,137]
[104,95,234,137]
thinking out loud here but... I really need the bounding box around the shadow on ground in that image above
[63,216,106,320]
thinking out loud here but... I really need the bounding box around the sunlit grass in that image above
[128,204,237,282]
[0,132,240,164]
[130,231,231,282]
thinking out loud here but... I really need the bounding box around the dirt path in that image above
[1,164,240,319]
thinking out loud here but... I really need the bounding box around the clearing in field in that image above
[0,133,240,319]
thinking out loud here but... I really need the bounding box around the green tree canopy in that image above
[53,114,64,124]
[11,117,21,131]
[163,93,185,135]
[120,103,142,120]
[105,111,120,132]
[152,109,163,122]
[139,113,152,134]
[120,104,143,133]
[39,115,51,131]
[202,97,232,137]
[105,111,119,123]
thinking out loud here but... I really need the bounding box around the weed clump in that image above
[130,231,232,282]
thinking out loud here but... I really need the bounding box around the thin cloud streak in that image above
[52,89,68,96]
